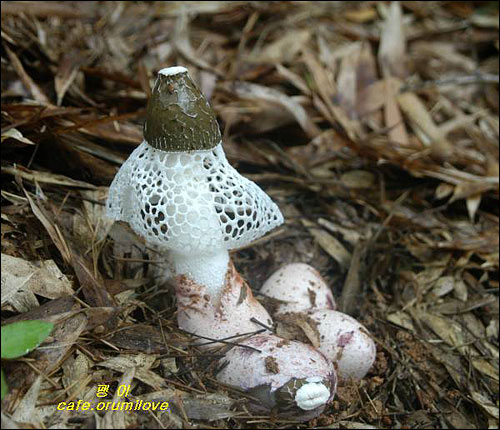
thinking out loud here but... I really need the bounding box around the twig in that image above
[195,328,267,347]
[401,74,499,92]
[181,328,264,352]
[249,318,274,332]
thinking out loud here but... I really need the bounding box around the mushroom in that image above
[260,263,336,313]
[175,259,274,344]
[106,66,283,343]
[260,263,376,381]
[216,333,336,420]
[106,67,339,419]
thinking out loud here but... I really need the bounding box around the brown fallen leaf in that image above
[256,30,310,64]
[4,45,50,105]
[108,325,171,354]
[339,241,365,315]
[301,218,352,269]
[2,165,97,189]
[1,1,88,18]
[397,92,454,159]
[382,78,410,147]
[227,80,320,139]
[337,43,361,120]
[61,352,92,399]
[100,368,137,429]
[11,376,43,427]
[97,354,165,390]
[470,391,499,420]
[302,48,362,140]
[35,313,88,374]
[356,42,383,126]
[340,170,376,189]
[71,252,116,309]
[1,128,36,145]
[378,1,407,79]
[2,296,77,325]
[274,311,321,348]
[173,392,236,421]
[344,6,377,23]
[3,254,73,299]
[55,50,87,106]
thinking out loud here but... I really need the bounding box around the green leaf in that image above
[1,368,7,400]
[1,320,54,359]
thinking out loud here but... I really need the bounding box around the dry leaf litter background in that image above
[1,1,498,429]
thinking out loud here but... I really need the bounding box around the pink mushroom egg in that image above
[309,310,376,382]
[217,333,336,420]
[260,263,336,314]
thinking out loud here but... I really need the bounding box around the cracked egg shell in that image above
[260,263,336,314]
[310,310,376,382]
[216,333,336,420]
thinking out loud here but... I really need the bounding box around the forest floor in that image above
[1,1,499,429]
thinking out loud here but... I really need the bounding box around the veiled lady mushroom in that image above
[106,67,339,420]
[106,67,283,343]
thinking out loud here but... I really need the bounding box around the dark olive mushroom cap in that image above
[144,67,221,152]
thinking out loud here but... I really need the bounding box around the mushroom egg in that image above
[260,263,336,314]
[217,333,336,420]
[309,310,376,382]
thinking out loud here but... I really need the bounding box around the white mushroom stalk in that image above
[106,66,282,341]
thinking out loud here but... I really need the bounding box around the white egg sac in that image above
[216,333,337,420]
[260,263,336,313]
[309,310,376,382]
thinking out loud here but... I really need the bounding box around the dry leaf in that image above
[2,165,97,189]
[470,391,499,419]
[387,311,416,332]
[229,81,320,138]
[378,1,406,79]
[340,170,375,189]
[4,45,50,105]
[344,7,377,23]
[1,254,74,312]
[397,92,454,159]
[11,376,43,426]
[257,30,310,64]
[301,219,352,269]
[466,194,482,221]
[1,128,36,145]
[98,354,165,390]
[175,393,236,421]
[55,50,85,106]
